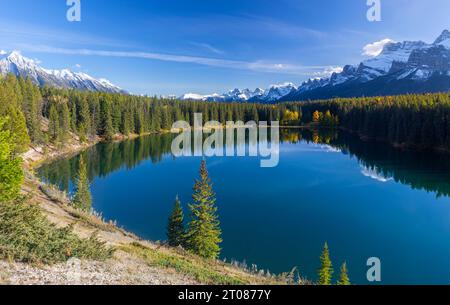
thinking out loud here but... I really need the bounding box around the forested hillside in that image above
[39,84,293,143]
[296,94,450,150]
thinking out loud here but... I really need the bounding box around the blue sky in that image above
[1,0,450,95]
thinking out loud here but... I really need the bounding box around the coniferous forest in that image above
[2,74,450,158]
[3,73,450,205]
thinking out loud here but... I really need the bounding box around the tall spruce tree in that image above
[337,262,351,285]
[99,98,114,140]
[185,160,222,259]
[167,196,185,247]
[70,102,77,133]
[318,242,333,285]
[59,101,71,142]
[48,104,59,142]
[73,155,92,211]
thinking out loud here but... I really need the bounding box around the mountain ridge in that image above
[3,30,450,101]
[0,50,125,94]
[180,30,450,103]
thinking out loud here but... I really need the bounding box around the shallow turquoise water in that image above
[38,129,450,284]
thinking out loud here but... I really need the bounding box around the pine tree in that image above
[78,96,91,138]
[337,262,351,285]
[167,196,185,247]
[318,242,333,285]
[0,117,23,202]
[73,155,92,211]
[70,102,77,133]
[59,101,71,142]
[251,105,259,123]
[48,104,60,142]
[20,78,42,143]
[99,98,114,140]
[185,160,222,259]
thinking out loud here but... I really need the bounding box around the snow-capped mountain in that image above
[0,50,125,93]
[180,30,450,103]
[179,82,298,103]
[282,30,450,101]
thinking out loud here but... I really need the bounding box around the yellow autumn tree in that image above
[282,110,300,126]
[313,110,321,123]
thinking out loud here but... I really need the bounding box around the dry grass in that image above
[122,242,288,285]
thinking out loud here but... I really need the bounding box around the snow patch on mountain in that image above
[180,30,450,103]
[362,39,396,57]
[0,50,124,93]
[362,41,427,73]
[434,29,450,48]
[179,82,298,103]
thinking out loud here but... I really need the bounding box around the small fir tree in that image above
[167,196,185,247]
[185,160,222,259]
[318,242,334,285]
[73,155,92,211]
[337,262,351,285]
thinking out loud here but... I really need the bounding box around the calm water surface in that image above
[38,129,450,284]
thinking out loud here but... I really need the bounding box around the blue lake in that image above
[38,129,450,284]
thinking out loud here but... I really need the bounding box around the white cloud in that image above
[190,42,225,55]
[362,39,395,57]
[312,66,343,78]
[360,166,393,183]
[74,63,82,68]
[20,44,334,76]
[0,50,7,55]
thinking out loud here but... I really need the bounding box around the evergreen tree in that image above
[337,262,351,285]
[73,155,92,211]
[99,98,114,140]
[4,106,30,153]
[167,196,185,247]
[48,104,59,142]
[185,160,222,259]
[318,242,333,285]
[70,102,77,132]
[78,96,91,138]
[20,78,42,143]
[59,101,71,142]
[0,117,23,202]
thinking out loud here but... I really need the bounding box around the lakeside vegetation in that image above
[0,195,113,264]
[167,160,222,259]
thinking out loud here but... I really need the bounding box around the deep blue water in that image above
[38,129,450,284]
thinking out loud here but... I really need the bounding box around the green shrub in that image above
[0,197,114,264]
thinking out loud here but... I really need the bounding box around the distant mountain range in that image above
[2,30,450,101]
[179,82,298,103]
[0,50,125,93]
[180,30,450,103]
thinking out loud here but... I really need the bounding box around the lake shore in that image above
[2,130,289,285]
